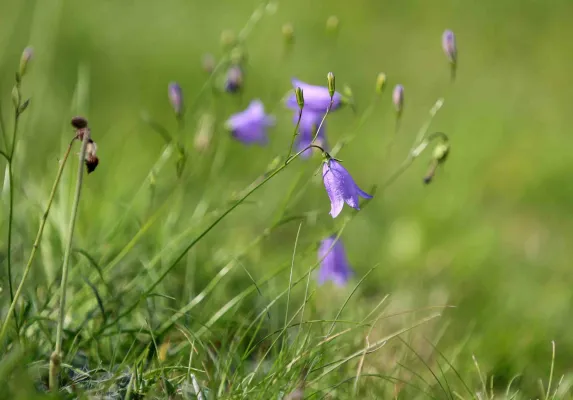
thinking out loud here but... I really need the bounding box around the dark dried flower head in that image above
[71,116,88,129]
[85,139,99,174]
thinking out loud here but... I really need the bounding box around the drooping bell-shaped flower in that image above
[225,65,243,93]
[225,100,275,146]
[392,84,404,114]
[322,158,372,218]
[286,78,342,112]
[317,236,353,286]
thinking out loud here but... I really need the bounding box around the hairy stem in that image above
[0,139,75,346]
[49,133,88,391]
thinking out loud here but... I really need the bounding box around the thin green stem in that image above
[286,108,303,159]
[49,133,89,391]
[96,142,320,335]
[0,138,75,346]
[6,107,20,335]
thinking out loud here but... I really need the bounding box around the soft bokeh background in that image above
[2,0,573,396]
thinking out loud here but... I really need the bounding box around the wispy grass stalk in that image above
[49,131,90,391]
[0,138,76,346]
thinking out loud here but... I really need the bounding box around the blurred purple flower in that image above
[286,78,342,112]
[442,29,457,64]
[168,82,183,116]
[226,100,275,145]
[392,84,404,113]
[225,65,243,93]
[318,236,353,286]
[293,110,328,158]
[322,158,372,218]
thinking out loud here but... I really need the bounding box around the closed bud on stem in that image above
[11,86,20,109]
[375,73,387,94]
[442,29,457,65]
[202,54,216,74]
[295,87,304,109]
[282,23,294,45]
[220,30,236,48]
[327,72,335,99]
[424,141,450,184]
[19,46,33,78]
[326,16,339,34]
[230,47,245,65]
[168,82,183,116]
[392,84,404,114]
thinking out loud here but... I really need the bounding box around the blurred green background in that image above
[2,0,573,396]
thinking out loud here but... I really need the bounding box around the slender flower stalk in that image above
[0,138,75,345]
[5,48,32,333]
[49,131,90,392]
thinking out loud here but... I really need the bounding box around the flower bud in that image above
[194,112,214,152]
[282,23,295,45]
[442,29,457,64]
[168,82,183,116]
[342,85,352,99]
[230,47,245,65]
[201,53,215,74]
[19,47,33,78]
[375,73,386,94]
[432,142,450,163]
[11,86,20,109]
[224,65,243,93]
[392,84,404,113]
[326,16,339,33]
[220,30,236,48]
[295,87,304,109]
[327,72,335,99]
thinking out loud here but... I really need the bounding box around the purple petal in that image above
[317,236,353,286]
[289,78,342,112]
[322,162,344,218]
[329,160,372,209]
[226,100,273,146]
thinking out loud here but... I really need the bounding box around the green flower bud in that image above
[375,73,387,94]
[230,47,245,65]
[11,86,20,109]
[295,87,304,109]
[220,30,236,48]
[432,142,450,163]
[19,47,33,78]
[327,72,335,99]
[326,16,339,33]
[282,23,294,44]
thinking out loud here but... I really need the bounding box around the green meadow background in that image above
[1,0,573,398]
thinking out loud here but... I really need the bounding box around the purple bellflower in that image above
[293,110,328,158]
[226,100,275,145]
[317,236,353,286]
[322,158,372,218]
[286,78,342,112]
[168,82,183,116]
